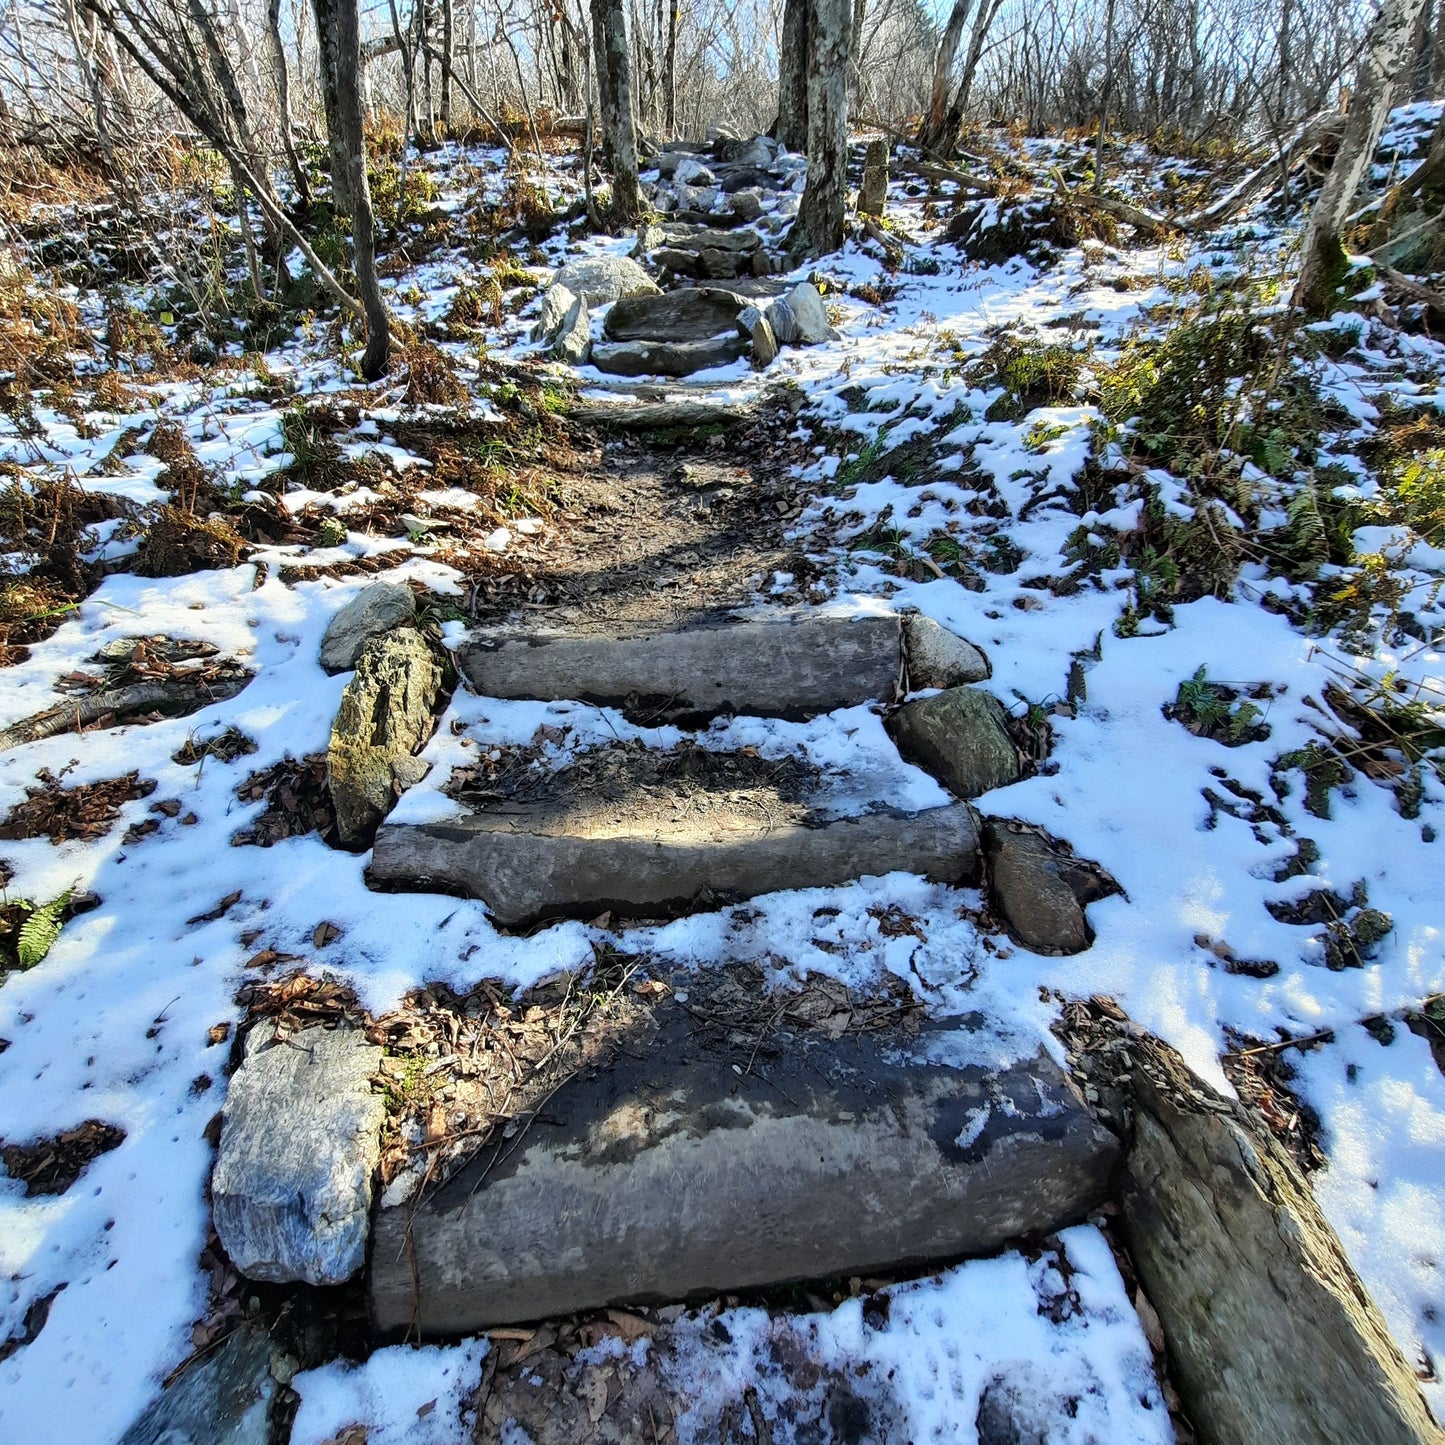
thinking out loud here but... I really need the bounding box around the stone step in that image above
[370,994,1119,1337]
[368,741,980,927]
[456,612,905,723]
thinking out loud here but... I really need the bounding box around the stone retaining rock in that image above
[327,627,444,846]
[590,333,747,377]
[370,1005,1118,1335]
[530,281,579,346]
[369,800,980,928]
[119,1326,276,1445]
[859,137,889,217]
[982,820,1091,954]
[552,295,591,365]
[887,686,1021,799]
[1120,1040,1445,1445]
[212,1021,385,1286]
[769,281,839,345]
[456,613,902,722]
[904,613,991,687]
[551,255,659,308]
[602,288,742,343]
[319,580,415,674]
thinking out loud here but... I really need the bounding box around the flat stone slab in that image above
[603,288,743,343]
[369,741,980,926]
[370,1002,1118,1336]
[120,1326,275,1445]
[456,613,903,722]
[212,1020,385,1286]
[591,333,748,377]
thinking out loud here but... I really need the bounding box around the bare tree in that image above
[311,0,392,376]
[792,0,851,254]
[776,0,810,150]
[918,0,972,151]
[590,0,643,222]
[1296,0,1429,314]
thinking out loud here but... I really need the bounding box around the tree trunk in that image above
[664,0,678,135]
[440,0,454,125]
[775,0,810,152]
[315,17,353,215]
[1296,0,1430,315]
[311,0,392,378]
[847,0,866,118]
[792,0,851,256]
[266,0,311,208]
[590,0,643,224]
[917,0,973,153]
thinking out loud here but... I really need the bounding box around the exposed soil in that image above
[443,738,824,838]
[1,1119,126,1195]
[0,769,156,844]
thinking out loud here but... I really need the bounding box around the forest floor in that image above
[0,108,1444,1443]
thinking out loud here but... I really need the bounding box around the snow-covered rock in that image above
[212,1022,385,1286]
[551,254,659,308]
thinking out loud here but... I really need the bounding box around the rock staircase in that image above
[367,609,999,927]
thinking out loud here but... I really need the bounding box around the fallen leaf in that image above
[313,921,341,948]
[188,891,242,926]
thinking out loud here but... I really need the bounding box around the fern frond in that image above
[17,887,72,969]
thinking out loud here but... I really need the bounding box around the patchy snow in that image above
[2,108,1445,1443]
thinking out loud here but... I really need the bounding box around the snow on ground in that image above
[1,116,1444,1441]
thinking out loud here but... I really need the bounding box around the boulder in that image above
[371,1000,1118,1336]
[730,187,765,222]
[1120,1038,1445,1445]
[673,156,716,186]
[887,686,1021,799]
[700,247,746,279]
[591,335,746,377]
[212,1022,384,1286]
[859,137,889,217]
[551,255,659,308]
[327,627,444,846]
[769,281,839,346]
[529,281,579,346]
[319,580,415,674]
[904,613,991,687]
[119,1327,275,1445]
[715,134,776,167]
[456,612,902,721]
[982,821,1091,954]
[552,295,591,365]
[750,311,779,369]
[602,288,743,342]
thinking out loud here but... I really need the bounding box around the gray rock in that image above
[529,281,579,345]
[717,134,775,168]
[652,245,702,276]
[371,1002,1118,1335]
[904,613,991,687]
[591,334,747,377]
[629,222,666,259]
[457,612,902,721]
[603,288,743,342]
[370,799,979,928]
[975,1364,1059,1445]
[212,1021,385,1286]
[552,295,591,365]
[1121,1039,1445,1445]
[751,248,783,277]
[730,187,765,221]
[319,580,415,674]
[735,302,763,338]
[120,1327,275,1445]
[982,822,1091,954]
[700,246,745,278]
[327,627,444,846]
[750,311,779,369]
[551,255,660,308]
[771,281,839,345]
[673,156,716,186]
[859,136,889,217]
[888,686,1021,799]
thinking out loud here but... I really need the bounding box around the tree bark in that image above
[589,0,643,224]
[775,0,810,152]
[847,0,866,117]
[792,0,851,256]
[439,0,454,125]
[1296,0,1430,316]
[311,0,392,378]
[266,0,311,208]
[917,0,973,153]
[664,0,678,136]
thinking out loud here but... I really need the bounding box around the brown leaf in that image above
[188,891,242,926]
[206,1022,231,1046]
[312,921,341,948]
[604,1308,655,1342]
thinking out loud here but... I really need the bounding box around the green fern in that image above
[16,887,73,969]
[1285,483,1328,573]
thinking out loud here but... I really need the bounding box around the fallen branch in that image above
[892,158,999,195]
[1375,261,1445,322]
[0,675,251,752]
